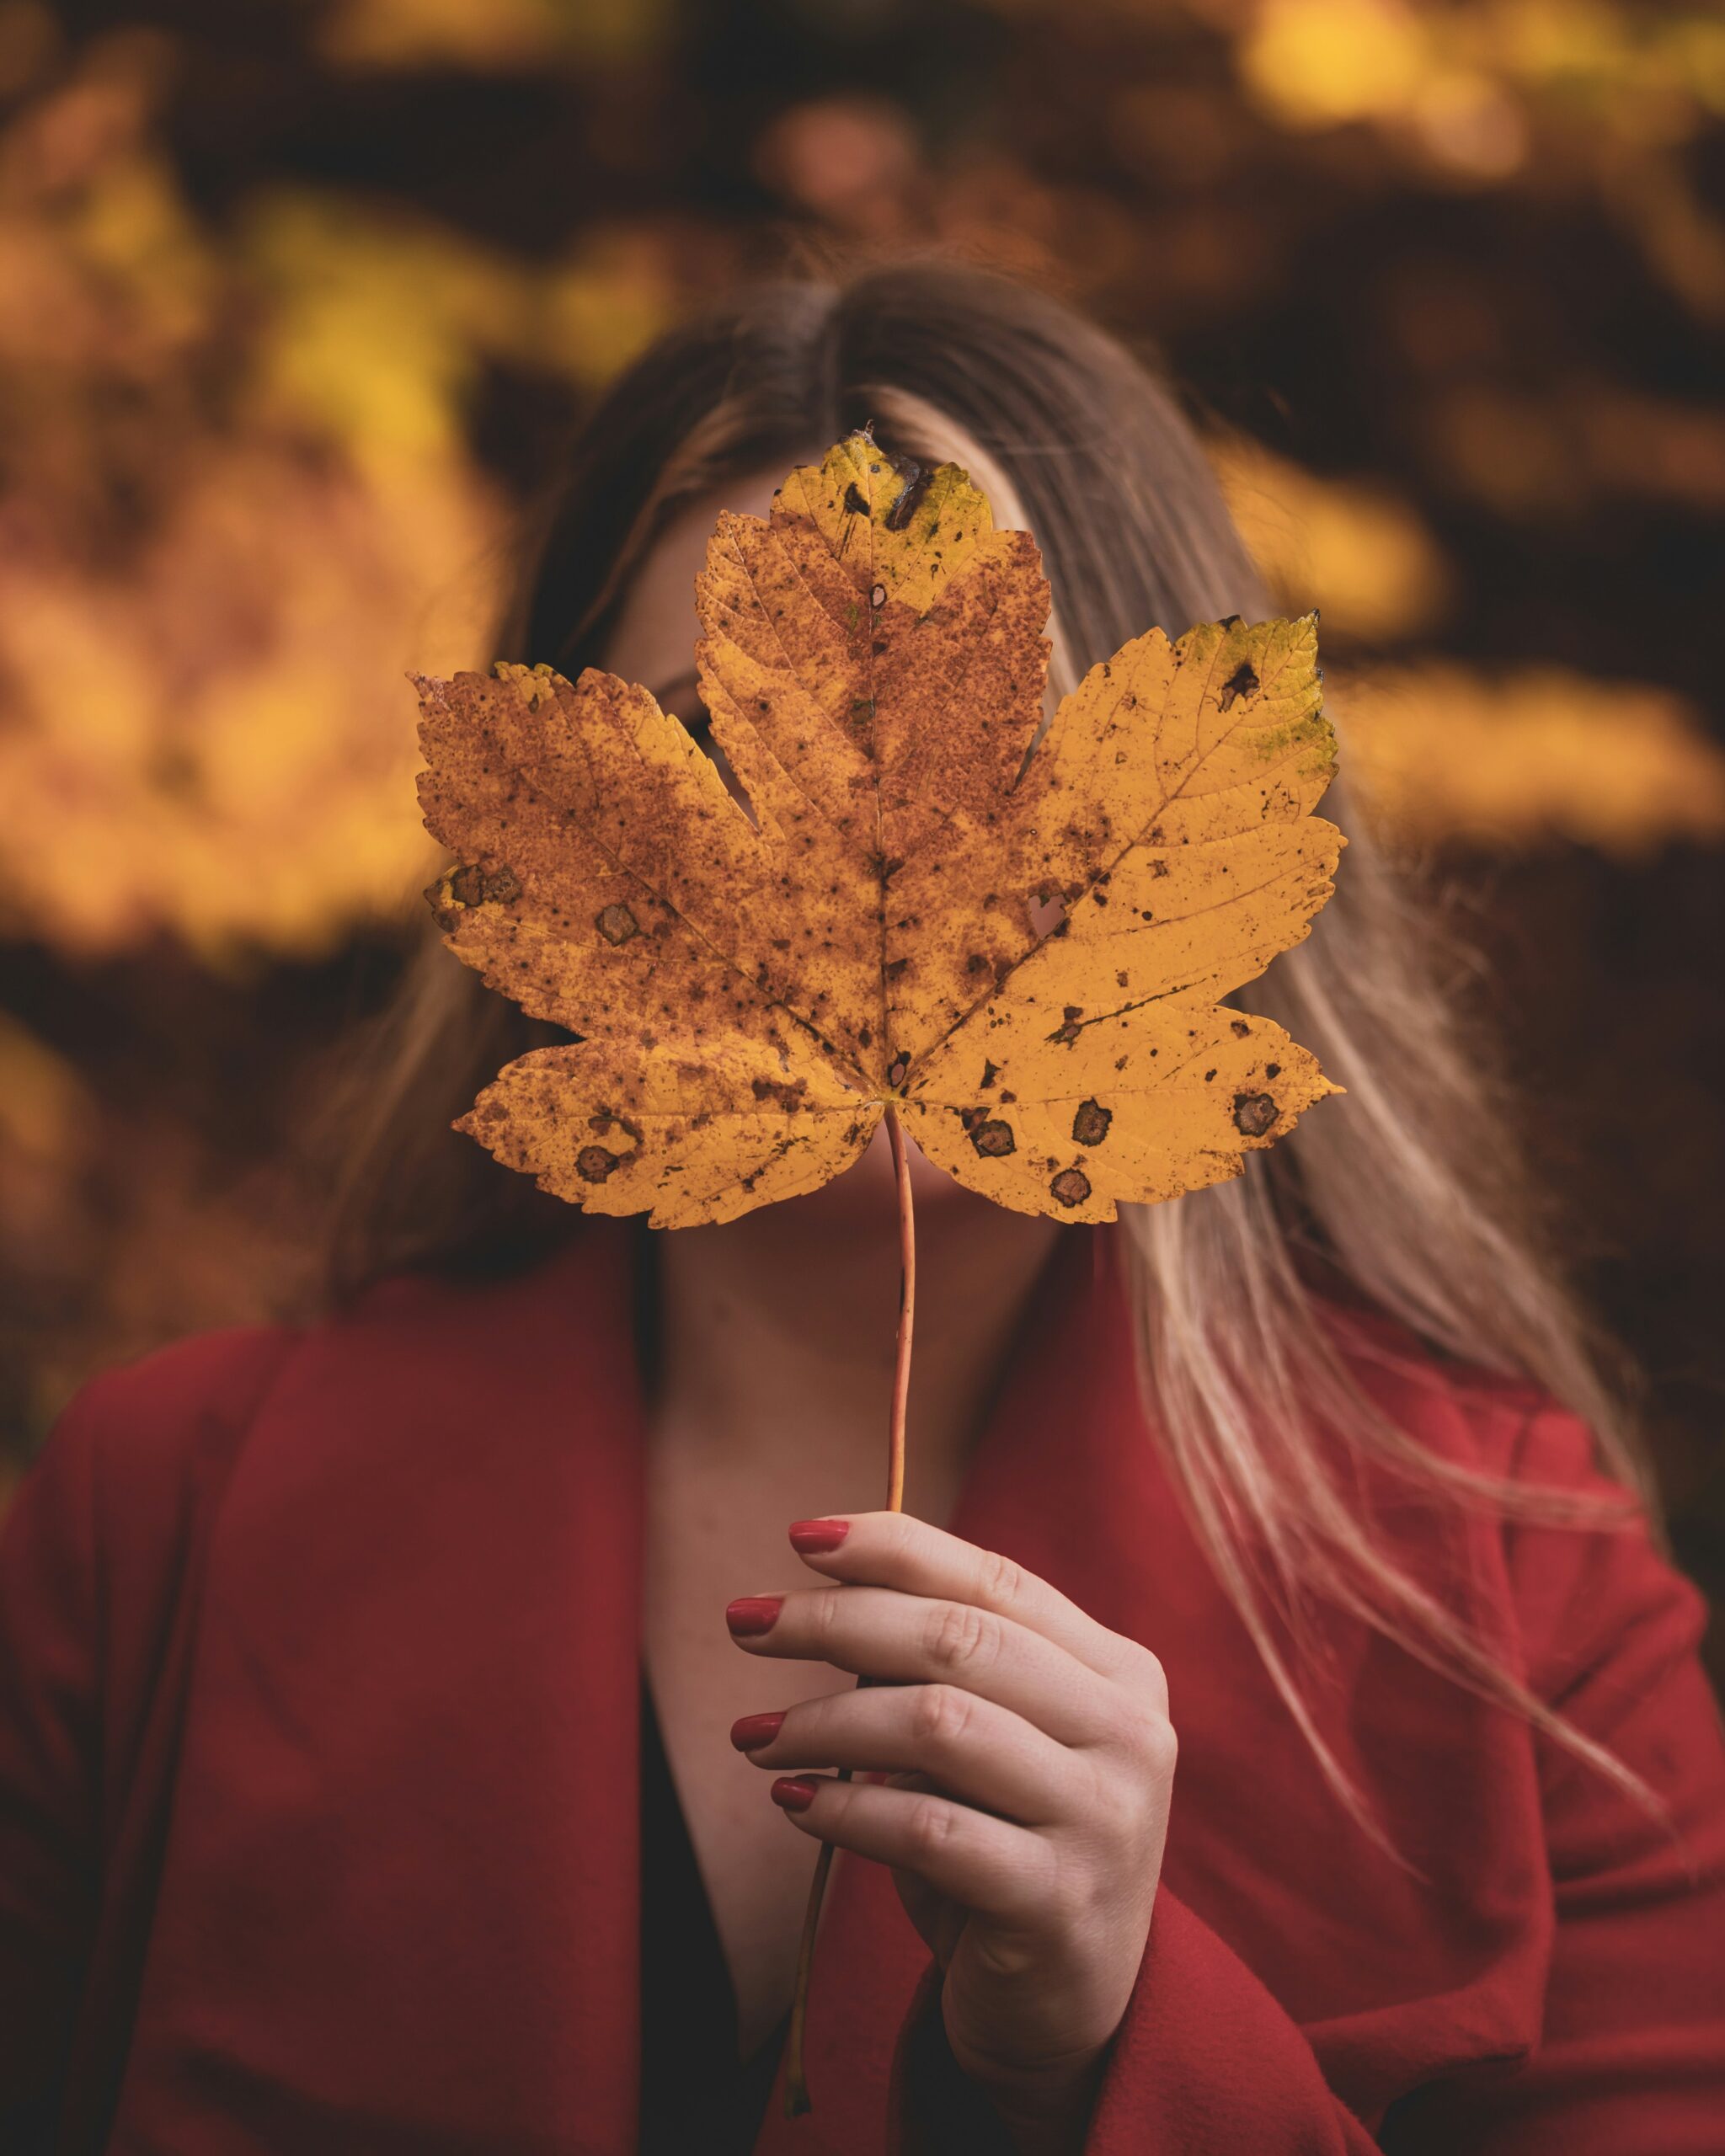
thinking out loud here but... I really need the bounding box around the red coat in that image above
[2,1222,1722,2153]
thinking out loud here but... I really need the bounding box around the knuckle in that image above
[977,1545,1025,1608]
[1114,1636,1167,1707]
[906,1798,957,1863]
[1119,1707,1178,1790]
[808,1588,846,1656]
[883,1511,921,1563]
[1136,1646,1171,1715]
[925,1599,999,1676]
[910,1682,972,1749]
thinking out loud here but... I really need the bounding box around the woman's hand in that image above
[724,1512,1176,2150]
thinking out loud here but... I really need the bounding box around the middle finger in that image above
[725,1586,1119,1747]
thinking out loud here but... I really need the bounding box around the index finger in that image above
[785,1512,1159,1694]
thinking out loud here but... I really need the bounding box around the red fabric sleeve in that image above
[889,1891,1381,2155]
[0,1389,104,2125]
[1383,1406,1725,2153]
[0,1330,294,2140]
[1077,1888,1386,2153]
[891,1403,1725,2155]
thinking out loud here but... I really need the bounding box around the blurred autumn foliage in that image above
[1,0,1721,1661]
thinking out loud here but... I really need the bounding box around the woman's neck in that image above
[648,1194,1062,1520]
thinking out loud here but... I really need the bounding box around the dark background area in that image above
[2,0,1722,1673]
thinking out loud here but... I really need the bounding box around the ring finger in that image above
[733,1679,1080,1824]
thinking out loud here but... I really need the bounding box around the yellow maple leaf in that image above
[416,433,1343,1230]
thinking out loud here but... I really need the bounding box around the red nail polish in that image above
[788,1518,850,1555]
[725,1594,784,1637]
[771,1775,820,1812]
[729,1710,786,1753]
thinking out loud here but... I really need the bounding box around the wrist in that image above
[966,2052,1105,2156]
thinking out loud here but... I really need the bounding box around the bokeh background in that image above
[2,0,1722,1673]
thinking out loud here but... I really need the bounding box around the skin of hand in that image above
[725,1510,1176,2148]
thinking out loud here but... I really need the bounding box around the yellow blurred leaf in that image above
[417,434,1343,1227]
[1242,0,1429,129]
[1337,661,1725,854]
[0,433,502,953]
[1215,435,1452,641]
[1237,0,1725,179]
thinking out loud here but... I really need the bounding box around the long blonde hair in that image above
[325,260,1659,1848]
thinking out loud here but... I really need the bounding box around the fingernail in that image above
[729,1710,787,1753]
[725,1594,784,1637]
[771,1775,820,1812]
[788,1518,850,1555]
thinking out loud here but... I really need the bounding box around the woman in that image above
[1,264,1721,2156]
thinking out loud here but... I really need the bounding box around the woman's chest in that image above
[638,1440,857,2057]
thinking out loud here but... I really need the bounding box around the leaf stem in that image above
[884,1102,916,1513]
[783,1102,916,2115]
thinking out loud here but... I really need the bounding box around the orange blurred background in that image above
[2,0,1722,1670]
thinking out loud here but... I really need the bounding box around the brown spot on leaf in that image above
[969,1118,1016,1158]
[595,903,639,946]
[1219,661,1259,712]
[576,1145,621,1182]
[1231,1018,1251,1037]
[1071,1098,1113,1146]
[1232,1091,1278,1138]
[842,481,869,516]
[1050,1168,1092,1208]
[870,583,887,609]
[980,1059,999,1089]
[750,1075,809,1110]
[449,864,484,907]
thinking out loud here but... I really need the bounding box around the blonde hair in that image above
[325,260,1661,1851]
